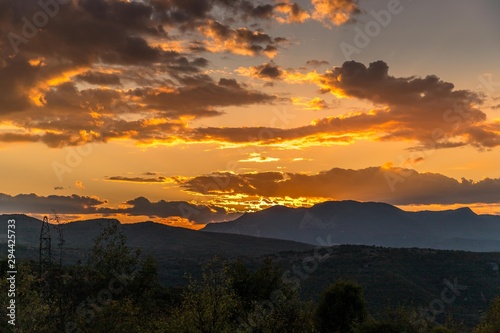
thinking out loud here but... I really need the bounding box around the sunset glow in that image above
[1,0,499,228]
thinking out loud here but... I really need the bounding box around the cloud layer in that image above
[0,193,235,224]
[177,166,500,206]
[1,0,497,151]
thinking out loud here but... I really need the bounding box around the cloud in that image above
[311,0,361,26]
[98,197,237,224]
[0,73,275,147]
[243,3,275,20]
[197,60,500,150]
[226,0,355,26]
[0,193,106,214]
[1,3,496,152]
[311,60,497,149]
[176,167,500,206]
[237,62,283,80]
[306,60,330,67]
[75,180,85,190]
[0,192,237,224]
[0,0,284,148]
[238,153,280,163]
[76,71,122,86]
[199,20,286,57]
[291,97,328,110]
[274,3,311,24]
[106,176,168,183]
[137,76,275,115]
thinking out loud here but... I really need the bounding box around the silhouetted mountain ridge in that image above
[203,200,500,251]
[0,214,313,258]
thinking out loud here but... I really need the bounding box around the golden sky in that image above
[0,0,499,228]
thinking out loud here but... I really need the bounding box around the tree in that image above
[228,258,316,333]
[0,261,55,333]
[354,321,403,333]
[173,259,239,333]
[473,296,500,333]
[63,220,162,333]
[316,280,368,333]
[86,220,140,282]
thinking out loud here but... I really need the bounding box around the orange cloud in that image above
[311,0,361,27]
[275,3,311,24]
[291,97,328,110]
[199,20,285,58]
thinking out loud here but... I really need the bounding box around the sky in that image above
[0,0,499,229]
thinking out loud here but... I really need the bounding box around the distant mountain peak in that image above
[454,207,476,214]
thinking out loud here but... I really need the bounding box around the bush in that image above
[316,280,368,333]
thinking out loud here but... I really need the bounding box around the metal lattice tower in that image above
[51,210,65,267]
[39,215,52,278]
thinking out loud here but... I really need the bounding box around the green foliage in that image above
[226,258,316,333]
[86,220,141,281]
[430,327,453,333]
[473,296,500,333]
[1,226,499,333]
[0,262,54,332]
[316,280,368,333]
[228,258,285,312]
[171,259,239,333]
[355,321,404,333]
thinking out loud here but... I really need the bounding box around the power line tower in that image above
[50,210,66,333]
[51,210,65,267]
[39,215,52,278]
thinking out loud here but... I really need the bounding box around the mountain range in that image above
[0,213,311,257]
[203,200,500,252]
[0,213,312,284]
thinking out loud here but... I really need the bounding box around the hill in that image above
[0,214,313,284]
[256,245,500,328]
